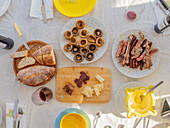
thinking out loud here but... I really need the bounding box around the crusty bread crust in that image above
[17,66,55,86]
[11,50,28,58]
[32,45,56,65]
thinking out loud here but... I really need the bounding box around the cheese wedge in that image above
[93,83,104,96]
[96,75,104,83]
[81,86,94,97]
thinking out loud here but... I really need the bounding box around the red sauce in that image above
[127,11,137,20]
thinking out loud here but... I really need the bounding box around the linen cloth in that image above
[6,103,27,128]
[0,0,170,128]
[30,0,54,20]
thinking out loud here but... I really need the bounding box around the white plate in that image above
[0,0,11,17]
[0,107,2,125]
[114,81,146,118]
[112,29,160,78]
[60,16,109,64]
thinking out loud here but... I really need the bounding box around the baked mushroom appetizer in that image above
[64,31,73,39]
[72,27,79,36]
[76,20,85,29]
[79,39,88,48]
[71,45,80,55]
[69,37,77,45]
[64,43,73,52]
[86,52,94,61]
[79,29,88,38]
[87,34,96,43]
[74,53,84,63]
[88,43,97,53]
[96,37,104,47]
[94,29,103,37]
[80,48,88,57]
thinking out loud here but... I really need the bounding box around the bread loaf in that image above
[11,50,28,58]
[32,45,56,65]
[17,57,35,69]
[32,48,44,64]
[17,66,55,86]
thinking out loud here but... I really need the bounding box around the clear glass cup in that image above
[125,0,145,21]
[31,87,53,106]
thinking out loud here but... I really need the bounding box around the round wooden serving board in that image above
[13,40,58,87]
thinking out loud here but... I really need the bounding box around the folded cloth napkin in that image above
[152,0,170,36]
[30,0,54,20]
[88,113,159,128]
[6,103,27,128]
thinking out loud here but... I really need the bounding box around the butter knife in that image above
[14,23,30,50]
[41,0,47,24]
[13,99,19,128]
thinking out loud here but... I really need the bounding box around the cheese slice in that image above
[81,86,94,97]
[93,85,100,96]
[93,83,104,96]
[96,75,104,83]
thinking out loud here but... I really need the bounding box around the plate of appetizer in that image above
[60,16,109,64]
[114,81,157,118]
[112,29,160,78]
[11,40,57,87]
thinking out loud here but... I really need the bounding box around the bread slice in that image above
[17,57,35,69]
[41,45,56,65]
[17,66,55,86]
[32,48,44,64]
[32,45,56,65]
[11,50,28,58]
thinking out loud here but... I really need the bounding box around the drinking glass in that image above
[125,0,145,21]
[32,87,53,106]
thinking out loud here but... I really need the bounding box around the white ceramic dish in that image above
[0,0,11,17]
[112,29,160,78]
[114,81,146,118]
[60,16,109,64]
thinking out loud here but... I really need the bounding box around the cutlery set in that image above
[13,99,23,128]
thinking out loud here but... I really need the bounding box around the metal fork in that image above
[17,107,23,128]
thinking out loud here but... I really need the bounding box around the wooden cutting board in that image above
[56,67,111,104]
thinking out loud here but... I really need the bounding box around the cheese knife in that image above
[41,0,47,24]
[13,99,19,128]
[14,23,30,50]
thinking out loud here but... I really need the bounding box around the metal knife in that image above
[14,23,30,50]
[41,0,47,24]
[13,99,19,128]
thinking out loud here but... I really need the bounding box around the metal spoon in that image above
[93,111,102,128]
[140,81,163,100]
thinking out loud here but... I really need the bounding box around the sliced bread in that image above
[17,57,35,69]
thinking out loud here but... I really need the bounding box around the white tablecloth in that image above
[0,0,170,127]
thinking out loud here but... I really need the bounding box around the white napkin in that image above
[152,0,170,36]
[6,103,27,128]
[88,113,160,128]
[30,0,54,20]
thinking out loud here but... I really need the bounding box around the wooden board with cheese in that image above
[56,67,111,104]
